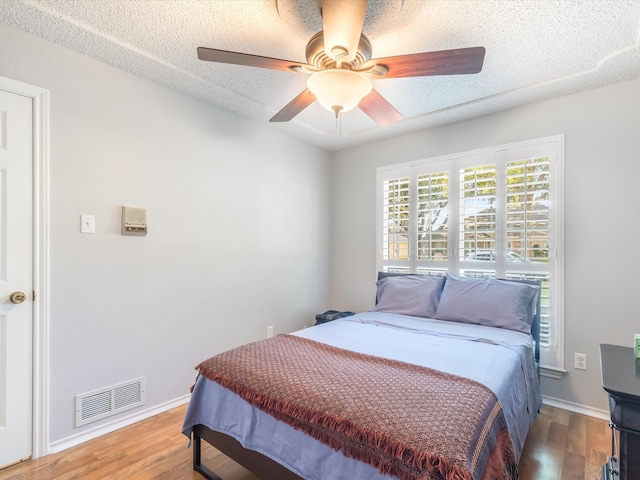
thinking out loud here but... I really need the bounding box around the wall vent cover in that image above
[75,377,145,427]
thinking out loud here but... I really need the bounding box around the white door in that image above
[0,89,33,468]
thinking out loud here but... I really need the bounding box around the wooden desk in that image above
[600,344,640,480]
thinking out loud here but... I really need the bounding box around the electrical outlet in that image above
[267,325,274,338]
[574,353,587,370]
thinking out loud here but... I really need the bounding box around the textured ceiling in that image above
[2,0,640,151]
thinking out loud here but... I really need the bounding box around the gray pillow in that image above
[434,274,539,333]
[373,275,445,318]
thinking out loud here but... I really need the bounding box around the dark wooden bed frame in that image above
[193,424,304,480]
[191,274,542,480]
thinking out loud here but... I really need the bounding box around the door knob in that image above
[9,291,26,304]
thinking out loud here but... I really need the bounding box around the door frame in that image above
[0,75,50,459]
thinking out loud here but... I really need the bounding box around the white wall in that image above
[330,77,640,413]
[0,24,332,444]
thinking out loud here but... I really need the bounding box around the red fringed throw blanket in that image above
[196,335,518,480]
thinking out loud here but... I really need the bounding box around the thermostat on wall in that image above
[121,206,147,236]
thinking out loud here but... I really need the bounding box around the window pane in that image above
[382,177,409,262]
[417,171,449,261]
[460,164,497,261]
[506,157,550,262]
[458,269,496,278]
[416,267,448,276]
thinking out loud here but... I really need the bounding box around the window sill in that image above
[540,365,567,380]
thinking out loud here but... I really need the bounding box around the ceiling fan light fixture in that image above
[307,69,372,116]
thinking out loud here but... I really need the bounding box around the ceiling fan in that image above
[197,0,485,126]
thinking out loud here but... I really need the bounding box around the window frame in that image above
[376,135,565,374]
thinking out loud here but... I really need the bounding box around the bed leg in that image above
[193,433,223,480]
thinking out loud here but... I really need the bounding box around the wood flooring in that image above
[0,403,611,480]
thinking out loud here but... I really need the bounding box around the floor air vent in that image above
[75,377,145,427]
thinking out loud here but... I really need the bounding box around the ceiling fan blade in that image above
[367,46,486,79]
[197,47,307,72]
[321,0,368,64]
[359,89,403,126]
[269,89,316,122]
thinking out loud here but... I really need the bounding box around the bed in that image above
[182,273,542,480]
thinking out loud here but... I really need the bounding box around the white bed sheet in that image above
[183,312,542,480]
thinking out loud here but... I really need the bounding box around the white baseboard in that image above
[542,394,610,421]
[47,394,190,454]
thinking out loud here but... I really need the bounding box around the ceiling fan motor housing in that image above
[305,31,372,70]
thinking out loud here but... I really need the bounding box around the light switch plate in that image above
[81,214,95,234]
